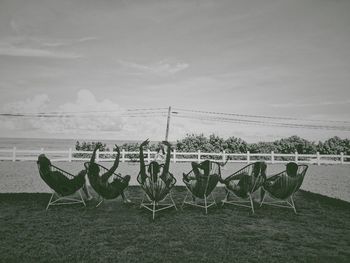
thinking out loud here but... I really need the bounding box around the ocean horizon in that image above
[0,137,155,151]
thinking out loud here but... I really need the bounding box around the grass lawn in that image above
[1,187,350,263]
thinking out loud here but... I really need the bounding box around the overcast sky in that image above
[0,0,349,142]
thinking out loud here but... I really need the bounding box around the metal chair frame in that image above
[46,190,86,210]
[182,161,221,214]
[37,161,87,210]
[221,162,266,214]
[259,164,308,214]
[221,191,255,213]
[137,164,177,220]
[259,193,297,213]
[140,191,177,220]
[84,162,130,208]
[181,190,217,214]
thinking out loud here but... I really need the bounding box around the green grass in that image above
[1,187,350,263]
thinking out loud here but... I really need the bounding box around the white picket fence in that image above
[0,147,349,165]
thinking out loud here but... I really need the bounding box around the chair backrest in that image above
[265,162,308,199]
[84,162,128,199]
[224,161,266,195]
[293,164,308,192]
[183,161,221,198]
[137,163,176,202]
[37,155,85,196]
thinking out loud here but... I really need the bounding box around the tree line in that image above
[75,134,350,155]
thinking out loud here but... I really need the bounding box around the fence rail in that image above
[0,147,349,165]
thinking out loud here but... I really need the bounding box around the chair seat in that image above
[85,162,130,200]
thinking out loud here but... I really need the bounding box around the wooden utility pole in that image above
[165,106,171,141]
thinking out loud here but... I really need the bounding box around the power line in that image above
[0,107,167,117]
[1,106,350,131]
[173,114,350,131]
[173,107,350,124]
[0,112,167,118]
[126,107,168,111]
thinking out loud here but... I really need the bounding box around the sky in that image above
[0,0,349,142]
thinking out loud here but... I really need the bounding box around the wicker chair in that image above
[221,162,267,214]
[37,154,86,210]
[182,160,221,214]
[260,162,308,213]
[137,163,177,220]
[84,162,130,207]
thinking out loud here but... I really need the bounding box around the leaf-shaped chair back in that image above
[84,162,129,199]
[265,162,308,200]
[137,163,176,202]
[37,154,85,196]
[183,161,221,198]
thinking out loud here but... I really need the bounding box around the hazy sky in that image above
[0,0,349,142]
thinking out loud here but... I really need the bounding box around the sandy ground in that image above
[0,161,349,202]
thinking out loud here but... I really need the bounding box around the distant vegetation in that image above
[75,134,350,155]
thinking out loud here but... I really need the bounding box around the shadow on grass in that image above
[1,187,350,263]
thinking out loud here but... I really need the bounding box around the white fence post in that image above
[68,148,72,162]
[122,149,125,163]
[340,152,344,164]
[40,148,44,154]
[271,151,275,164]
[147,149,151,163]
[295,151,298,163]
[12,147,16,162]
[173,149,176,163]
[316,152,320,166]
[222,150,226,163]
[198,150,201,162]
[96,149,100,163]
[247,151,250,164]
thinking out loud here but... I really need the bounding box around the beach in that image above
[1,161,349,202]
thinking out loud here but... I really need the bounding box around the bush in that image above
[74,135,350,161]
[74,141,110,159]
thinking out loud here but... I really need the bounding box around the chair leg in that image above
[222,191,229,207]
[181,192,189,209]
[260,188,266,207]
[211,193,217,206]
[140,194,145,208]
[152,201,156,220]
[79,190,86,207]
[46,192,55,210]
[169,192,178,210]
[290,195,297,214]
[204,195,208,214]
[96,197,104,207]
[249,193,255,214]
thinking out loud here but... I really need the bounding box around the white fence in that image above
[0,147,349,165]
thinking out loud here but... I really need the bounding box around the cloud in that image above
[0,90,125,135]
[118,59,189,75]
[0,42,82,59]
[41,36,98,47]
[271,99,350,108]
[3,94,50,114]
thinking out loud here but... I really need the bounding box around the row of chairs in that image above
[183,161,308,215]
[37,155,308,219]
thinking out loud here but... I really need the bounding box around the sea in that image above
[0,137,142,151]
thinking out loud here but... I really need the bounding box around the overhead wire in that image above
[173,107,350,124]
[174,115,350,131]
[1,106,350,131]
[172,112,350,131]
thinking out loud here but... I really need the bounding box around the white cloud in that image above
[41,36,98,47]
[271,99,350,108]
[0,42,82,59]
[118,59,189,75]
[3,94,50,114]
[0,90,125,135]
